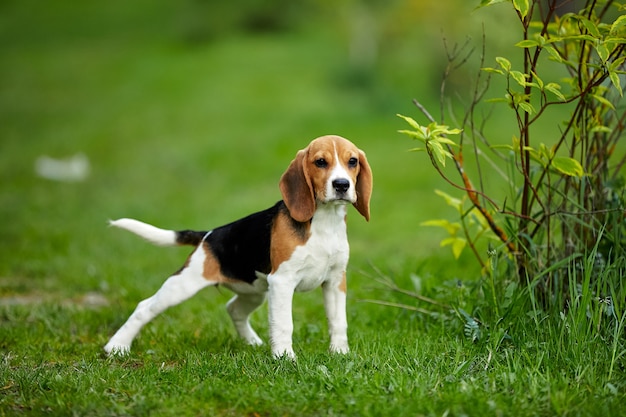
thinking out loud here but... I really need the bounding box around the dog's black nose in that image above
[332,178,350,193]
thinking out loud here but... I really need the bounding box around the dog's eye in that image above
[348,157,358,168]
[315,158,328,168]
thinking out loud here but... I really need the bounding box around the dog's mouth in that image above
[326,195,354,204]
[318,187,356,205]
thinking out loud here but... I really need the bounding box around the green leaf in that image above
[397,114,421,130]
[481,67,504,75]
[434,136,459,147]
[580,16,600,37]
[609,70,623,97]
[551,156,584,178]
[517,101,536,114]
[440,237,467,259]
[609,56,625,97]
[610,15,626,34]
[538,143,553,160]
[485,97,510,104]
[510,70,527,87]
[426,122,460,137]
[468,207,490,230]
[475,0,508,9]
[595,41,610,63]
[524,143,547,166]
[496,56,511,72]
[589,125,613,134]
[561,34,597,42]
[609,56,626,71]
[512,0,529,19]
[604,37,626,45]
[421,219,460,235]
[434,189,463,211]
[431,125,463,136]
[445,128,463,135]
[491,144,515,151]
[591,94,616,110]
[544,45,564,63]
[545,83,566,101]
[428,140,451,167]
[515,39,539,48]
[398,129,426,142]
[531,71,544,89]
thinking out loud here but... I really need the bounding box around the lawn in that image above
[1,1,625,416]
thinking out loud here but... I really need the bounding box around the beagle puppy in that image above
[104,135,372,359]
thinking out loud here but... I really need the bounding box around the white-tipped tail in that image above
[109,218,178,246]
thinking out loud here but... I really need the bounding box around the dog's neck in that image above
[310,202,348,234]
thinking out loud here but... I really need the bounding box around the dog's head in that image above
[279,135,373,223]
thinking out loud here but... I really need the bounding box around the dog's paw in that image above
[329,343,349,354]
[272,347,296,360]
[245,334,264,346]
[104,341,131,356]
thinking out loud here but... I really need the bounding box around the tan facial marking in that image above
[280,135,372,223]
[305,136,360,201]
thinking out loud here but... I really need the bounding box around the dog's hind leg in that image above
[226,293,266,346]
[104,245,215,355]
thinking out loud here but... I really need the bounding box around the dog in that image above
[104,135,372,359]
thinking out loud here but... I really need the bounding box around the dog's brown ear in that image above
[279,149,316,223]
[353,150,373,221]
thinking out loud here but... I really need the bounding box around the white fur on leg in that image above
[226,293,266,346]
[104,246,213,355]
[267,275,296,359]
[322,279,349,354]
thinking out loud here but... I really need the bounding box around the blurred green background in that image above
[3,4,625,415]
[0,0,519,296]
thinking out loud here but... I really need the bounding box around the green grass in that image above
[3,269,625,416]
[2,1,625,416]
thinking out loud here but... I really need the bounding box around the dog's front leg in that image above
[322,273,349,354]
[267,275,296,359]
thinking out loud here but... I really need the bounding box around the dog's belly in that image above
[223,244,347,295]
[224,271,269,295]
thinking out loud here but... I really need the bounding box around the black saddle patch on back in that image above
[205,200,286,284]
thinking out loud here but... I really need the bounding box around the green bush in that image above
[399,0,626,303]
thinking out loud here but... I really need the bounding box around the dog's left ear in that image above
[279,149,316,223]
[353,150,373,221]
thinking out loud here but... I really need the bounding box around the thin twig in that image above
[358,299,439,316]
[373,275,449,309]
[412,99,518,254]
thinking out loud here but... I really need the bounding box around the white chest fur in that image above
[274,203,349,292]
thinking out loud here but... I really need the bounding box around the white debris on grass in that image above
[35,153,90,182]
